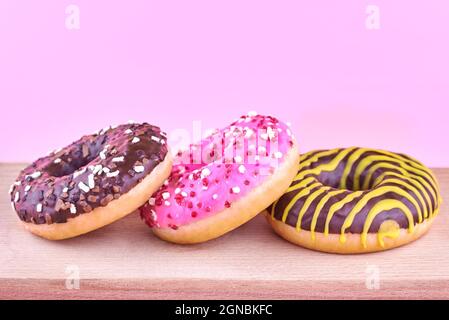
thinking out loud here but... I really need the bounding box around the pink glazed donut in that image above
[139,113,299,244]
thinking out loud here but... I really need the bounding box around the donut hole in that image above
[316,170,373,191]
[45,139,106,177]
[315,171,345,189]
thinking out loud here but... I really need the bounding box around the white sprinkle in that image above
[212,194,218,200]
[238,165,246,174]
[132,137,140,144]
[10,181,20,194]
[234,156,243,163]
[274,151,283,159]
[54,158,62,164]
[24,185,31,192]
[102,167,111,173]
[106,170,119,177]
[125,129,133,134]
[164,201,171,206]
[63,187,69,193]
[248,111,258,117]
[88,174,95,189]
[286,128,292,136]
[260,133,268,140]
[232,186,241,194]
[30,171,41,179]
[73,168,86,179]
[134,165,145,173]
[267,127,276,140]
[14,192,20,203]
[161,139,166,145]
[36,203,43,213]
[258,146,267,154]
[175,188,181,194]
[188,173,194,180]
[148,198,156,206]
[202,186,208,190]
[150,209,157,220]
[181,191,188,197]
[112,156,124,163]
[162,192,170,200]
[201,168,211,178]
[70,204,77,214]
[99,150,107,160]
[92,164,102,175]
[151,136,161,143]
[78,182,90,193]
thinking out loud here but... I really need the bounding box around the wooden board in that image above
[0,163,448,300]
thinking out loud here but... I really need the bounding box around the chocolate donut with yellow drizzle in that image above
[267,147,442,254]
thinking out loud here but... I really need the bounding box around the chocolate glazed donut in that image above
[267,147,442,253]
[9,123,172,240]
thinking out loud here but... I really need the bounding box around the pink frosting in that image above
[140,113,295,229]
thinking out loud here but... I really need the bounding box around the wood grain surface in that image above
[0,163,448,300]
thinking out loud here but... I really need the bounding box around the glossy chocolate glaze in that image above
[10,123,168,225]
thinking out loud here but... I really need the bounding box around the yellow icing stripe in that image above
[340,148,367,189]
[372,171,433,217]
[295,187,330,231]
[339,148,432,190]
[300,149,326,164]
[377,220,401,248]
[296,148,342,171]
[373,149,428,171]
[361,162,438,207]
[294,147,357,182]
[378,178,427,221]
[376,151,440,192]
[324,191,364,236]
[310,189,347,241]
[271,178,317,219]
[286,176,316,193]
[354,155,438,193]
[282,182,322,223]
[340,186,421,242]
[360,199,414,248]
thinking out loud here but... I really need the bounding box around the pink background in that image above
[0,1,448,166]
